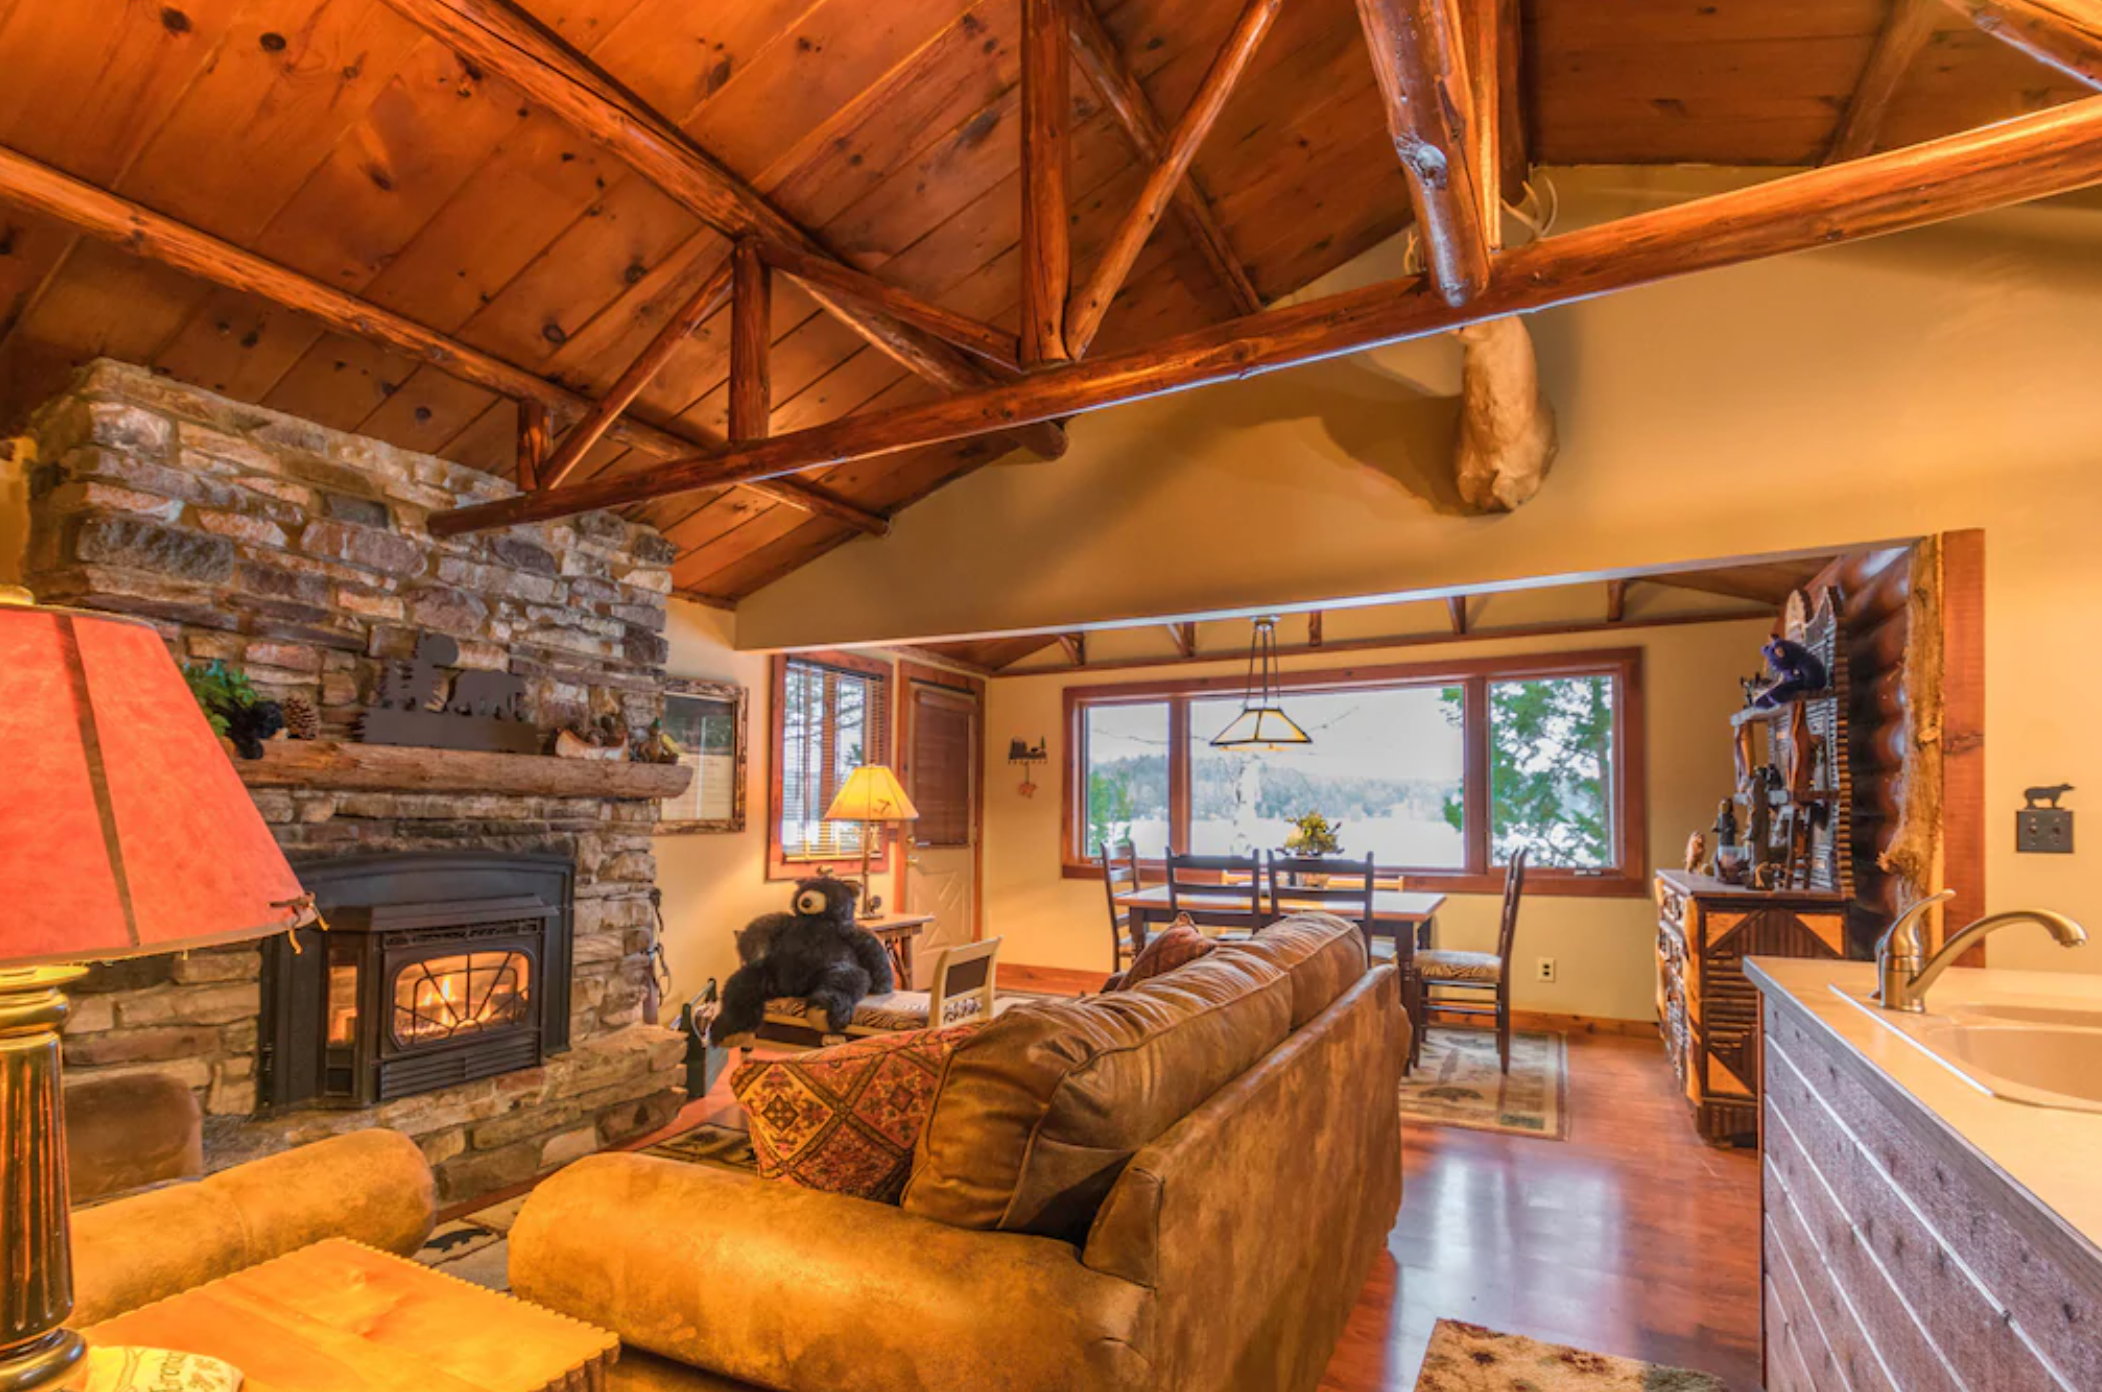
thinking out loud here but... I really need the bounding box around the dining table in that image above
[1114,884,1447,1067]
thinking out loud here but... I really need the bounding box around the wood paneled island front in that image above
[1748,958,2102,1392]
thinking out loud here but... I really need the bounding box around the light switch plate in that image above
[2017,808,2074,854]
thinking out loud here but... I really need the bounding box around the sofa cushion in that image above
[1221,912,1369,1027]
[901,949,1292,1241]
[733,1021,984,1202]
[1110,915,1215,991]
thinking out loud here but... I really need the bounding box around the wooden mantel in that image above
[229,740,693,802]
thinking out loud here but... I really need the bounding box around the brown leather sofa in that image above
[66,1128,437,1327]
[509,914,1406,1392]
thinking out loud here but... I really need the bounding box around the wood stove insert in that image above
[261,852,573,1110]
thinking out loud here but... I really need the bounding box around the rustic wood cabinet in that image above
[1653,870,1845,1142]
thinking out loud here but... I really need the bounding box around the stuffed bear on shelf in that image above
[709,876,895,1047]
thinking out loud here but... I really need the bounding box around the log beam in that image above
[1459,0,1526,245]
[1446,595,1470,635]
[758,241,1019,372]
[1063,0,1263,317]
[729,240,772,444]
[373,0,1064,461]
[1168,622,1197,657]
[540,255,734,489]
[1065,0,1281,357]
[1828,0,1940,163]
[1356,0,1494,305]
[1022,0,1072,365]
[1308,611,1324,647]
[427,94,2102,535]
[1058,632,1087,666]
[0,142,886,535]
[1606,579,1629,623]
[1944,0,2102,86]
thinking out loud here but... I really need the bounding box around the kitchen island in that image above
[1747,958,2102,1392]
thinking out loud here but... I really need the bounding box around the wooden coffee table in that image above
[78,1237,619,1391]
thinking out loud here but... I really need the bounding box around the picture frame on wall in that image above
[657,678,748,834]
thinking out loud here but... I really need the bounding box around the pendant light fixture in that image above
[1210,616,1311,750]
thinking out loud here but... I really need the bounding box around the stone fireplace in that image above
[265,852,574,1110]
[12,360,688,1203]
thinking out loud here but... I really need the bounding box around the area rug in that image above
[1398,1027,1568,1140]
[1415,1320,1727,1391]
[417,1122,759,1292]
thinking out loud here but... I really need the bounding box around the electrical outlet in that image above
[1536,957,1557,983]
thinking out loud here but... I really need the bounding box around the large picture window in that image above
[770,651,892,878]
[1065,649,1645,896]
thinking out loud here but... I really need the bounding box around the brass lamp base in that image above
[0,965,88,1392]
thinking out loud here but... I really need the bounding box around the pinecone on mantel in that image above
[282,693,321,741]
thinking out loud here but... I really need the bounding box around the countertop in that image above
[1746,956,2102,1253]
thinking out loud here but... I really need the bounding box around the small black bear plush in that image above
[1751,638,1828,709]
[710,877,896,1046]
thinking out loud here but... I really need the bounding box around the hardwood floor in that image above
[1322,1030,1763,1391]
[610,985,1765,1392]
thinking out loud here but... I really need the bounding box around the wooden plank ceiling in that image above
[0,0,2083,603]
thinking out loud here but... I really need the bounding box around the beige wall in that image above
[984,616,1771,1022]
[651,600,922,1003]
[740,170,2102,974]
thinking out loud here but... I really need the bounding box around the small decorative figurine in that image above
[2024,783,2075,810]
[1750,638,1829,709]
[1683,831,1706,874]
[1713,797,1739,849]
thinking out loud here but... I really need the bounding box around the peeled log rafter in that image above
[1944,0,2102,87]
[427,94,2102,535]
[1453,316,1558,512]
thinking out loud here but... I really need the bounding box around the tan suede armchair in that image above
[67,1127,437,1328]
[511,916,1406,1392]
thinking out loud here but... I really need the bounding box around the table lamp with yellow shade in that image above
[822,765,918,920]
[0,587,316,1390]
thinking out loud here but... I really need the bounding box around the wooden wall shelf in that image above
[228,739,693,801]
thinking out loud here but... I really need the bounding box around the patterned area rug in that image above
[1399,1028,1568,1140]
[416,1123,758,1292]
[1415,1321,1727,1390]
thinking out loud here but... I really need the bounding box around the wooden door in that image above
[900,677,982,986]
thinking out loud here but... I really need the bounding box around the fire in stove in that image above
[393,951,533,1045]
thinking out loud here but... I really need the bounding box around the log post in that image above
[1943,0,2102,87]
[1446,596,1470,635]
[1828,0,1940,163]
[0,143,886,535]
[1065,0,1281,357]
[1062,0,1263,316]
[1356,0,1494,305]
[1022,0,1072,365]
[516,400,550,490]
[758,241,1019,372]
[424,94,2102,535]
[730,240,772,444]
[539,254,734,490]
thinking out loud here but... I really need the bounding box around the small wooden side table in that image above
[863,911,932,985]
[78,1237,619,1391]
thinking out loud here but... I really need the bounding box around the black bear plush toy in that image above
[1750,637,1829,709]
[709,877,896,1046]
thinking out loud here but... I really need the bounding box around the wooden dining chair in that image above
[1164,850,1264,938]
[1266,853,1375,934]
[1413,847,1529,1072]
[1099,839,1146,972]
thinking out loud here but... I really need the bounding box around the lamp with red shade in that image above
[0,588,315,1390]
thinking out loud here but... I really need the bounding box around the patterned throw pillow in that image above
[1110,914,1217,991]
[731,1021,984,1202]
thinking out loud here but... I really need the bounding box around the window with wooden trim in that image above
[769,651,892,879]
[1064,650,1646,896]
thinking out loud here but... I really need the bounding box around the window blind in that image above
[779,656,890,860]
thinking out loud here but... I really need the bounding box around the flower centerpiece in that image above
[1282,810,1344,857]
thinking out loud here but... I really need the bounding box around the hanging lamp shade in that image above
[1211,616,1312,751]
[0,595,313,968]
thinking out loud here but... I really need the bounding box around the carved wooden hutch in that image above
[1655,586,1855,1143]
[1654,872,1845,1142]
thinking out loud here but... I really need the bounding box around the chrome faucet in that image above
[1875,888,2088,1013]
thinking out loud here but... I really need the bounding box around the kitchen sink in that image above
[1835,987,2102,1114]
